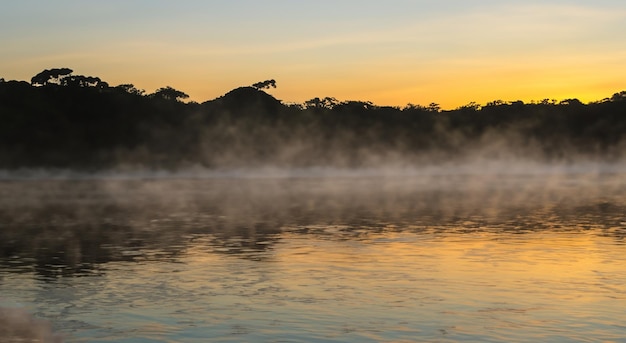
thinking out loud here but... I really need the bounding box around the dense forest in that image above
[1,68,625,170]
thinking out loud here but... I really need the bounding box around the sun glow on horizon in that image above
[1,1,626,109]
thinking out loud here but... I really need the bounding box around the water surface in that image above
[1,169,625,342]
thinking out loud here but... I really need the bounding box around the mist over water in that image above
[3,50,626,343]
[1,160,625,342]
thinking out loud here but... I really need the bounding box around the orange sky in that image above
[2,1,626,109]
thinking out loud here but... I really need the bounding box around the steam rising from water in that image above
[1,161,624,239]
[1,158,625,179]
[1,161,625,341]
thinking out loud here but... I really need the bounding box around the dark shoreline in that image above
[1,73,625,170]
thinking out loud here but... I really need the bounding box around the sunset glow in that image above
[2,1,626,108]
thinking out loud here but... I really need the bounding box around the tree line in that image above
[1,68,625,169]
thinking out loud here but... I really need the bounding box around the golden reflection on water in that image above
[3,227,626,342]
[145,226,626,342]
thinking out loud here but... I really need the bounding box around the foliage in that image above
[30,68,73,86]
[151,86,189,101]
[1,67,625,169]
[115,84,145,96]
[304,97,338,109]
[252,79,277,90]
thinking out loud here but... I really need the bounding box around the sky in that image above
[1,0,626,109]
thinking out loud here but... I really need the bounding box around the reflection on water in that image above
[0,170,625,342]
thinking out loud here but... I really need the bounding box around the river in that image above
[1,166,625,342]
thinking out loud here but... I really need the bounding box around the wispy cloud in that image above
[183,2,626,60]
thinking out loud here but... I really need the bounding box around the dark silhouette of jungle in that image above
[1,68,625,169]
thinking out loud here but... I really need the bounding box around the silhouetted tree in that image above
[252,79,277,90]
[3,69,626,169]
[403,103,426,111]
[115,83,145,96]
[335,100,376,111]
[304,97,338,109]
[559,98,583,106]
[485,100,506,107]
[30,68,73,86]
[63,75,109,89]
[457,102,481,111]
[151,86,189,101]
[611,91,626,102]
[426,103,441,112]
[285,102,304,110]
[535,98,558,105]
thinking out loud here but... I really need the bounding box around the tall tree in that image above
[115,84,145,96]
[151,86,189,101]
[252,79,277,90]
[30,68,73,86]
